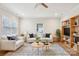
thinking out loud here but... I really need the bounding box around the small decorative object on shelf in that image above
[75,22,77,25]
[63,22,66,26]
[73,31,77,36]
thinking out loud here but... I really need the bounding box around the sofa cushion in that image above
[45,33,50,38]
[7,36,19,40]
[7,36,12,40]
[1,35,7,40]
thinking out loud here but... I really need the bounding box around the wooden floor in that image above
[0,42,79,56]
[0,51,8,56]
[58,42,79,56]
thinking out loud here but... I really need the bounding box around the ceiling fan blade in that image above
[34,3,40,8]
[41,3,48,8]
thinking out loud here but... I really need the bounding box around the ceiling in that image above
[0,3,79,19]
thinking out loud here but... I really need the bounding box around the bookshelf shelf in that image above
[72,25,79,27]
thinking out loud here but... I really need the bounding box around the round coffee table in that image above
[44,43,52,51]
[31,42,44,55]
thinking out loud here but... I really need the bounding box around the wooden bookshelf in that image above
[61,26,64,42]
[61,15,79,48]
[72,25,79,27]
[70,17,75,48]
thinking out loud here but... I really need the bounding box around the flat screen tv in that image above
[64,28,70,36]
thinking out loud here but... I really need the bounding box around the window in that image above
[37,24,43,33]
[2,16,17,35]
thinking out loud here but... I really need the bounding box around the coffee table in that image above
[31,42,44,55]
[44,43,52,51]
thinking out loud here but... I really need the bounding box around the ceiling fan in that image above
[35,3,48,8]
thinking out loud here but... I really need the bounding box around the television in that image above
[64,28,70,36]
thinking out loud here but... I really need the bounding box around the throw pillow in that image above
[29,34,34,38]
[45,33,50,38]
[7,36,12,40]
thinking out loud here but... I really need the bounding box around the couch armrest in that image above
[50,35,53,42]
[50,35,53,39]
[0,40,16,50]
[18,36,24,40]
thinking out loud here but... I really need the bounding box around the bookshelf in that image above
[61,19,71,48]
[61,16,79,48]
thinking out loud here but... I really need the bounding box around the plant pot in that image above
[36,42,39,43]
[36,42,39,45]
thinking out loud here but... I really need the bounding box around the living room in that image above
[0,3,79,56]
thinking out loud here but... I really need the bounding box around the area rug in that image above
[5,43,70,56]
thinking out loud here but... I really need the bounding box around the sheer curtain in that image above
[2,16,17,35]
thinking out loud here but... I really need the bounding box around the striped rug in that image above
[5,43,70,56]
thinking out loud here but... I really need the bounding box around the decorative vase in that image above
[37,42,39,45]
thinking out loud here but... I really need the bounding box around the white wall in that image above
[20,18,60,34]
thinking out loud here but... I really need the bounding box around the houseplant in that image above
[35,34,41,44]
[56,29,61,41]
[36,37,40,43]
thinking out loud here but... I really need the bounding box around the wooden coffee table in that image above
[44,43,52,51]
[31,42,44,55]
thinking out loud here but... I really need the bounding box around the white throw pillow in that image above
[1,35,8,40]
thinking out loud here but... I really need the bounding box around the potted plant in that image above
[36,37,40,43]
[56,29,61,41]
[35,34,41,44]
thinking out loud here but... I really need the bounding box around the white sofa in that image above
[0,36,24,51]
[41,35,53,42]
[27,33,53,43]
[27,38,36,43]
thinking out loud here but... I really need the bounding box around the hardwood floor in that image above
[58,42,79,56]
[0,51,8,56]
